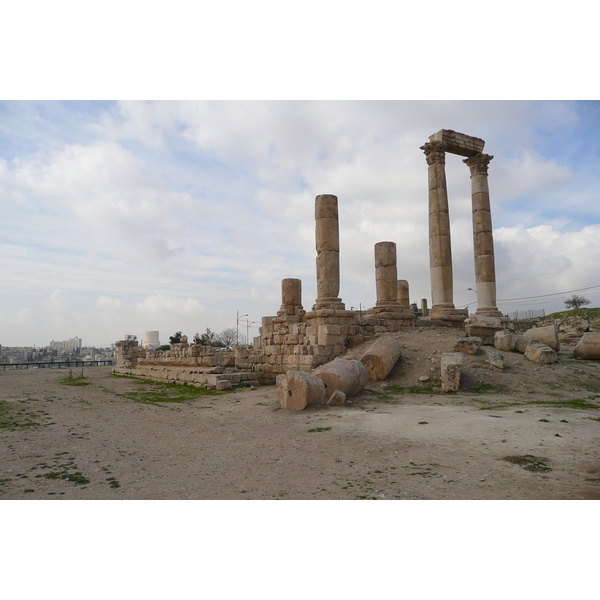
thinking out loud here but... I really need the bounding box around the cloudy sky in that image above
[1,100,599,348]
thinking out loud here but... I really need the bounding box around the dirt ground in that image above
[2,327,600,500]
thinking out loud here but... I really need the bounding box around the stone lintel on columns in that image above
[429,130,485,157]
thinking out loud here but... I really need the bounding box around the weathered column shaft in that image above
[375,241,399,305]
[422,141,455,314]
[314,194,344,310]
[281,278,302,307]
[464,154,502,316]
[397,280,410,308]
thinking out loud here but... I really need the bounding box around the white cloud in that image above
[2,100,600,347]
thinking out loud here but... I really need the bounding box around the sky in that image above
[1,100,600,348]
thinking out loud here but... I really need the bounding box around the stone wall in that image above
[244,308,416,383]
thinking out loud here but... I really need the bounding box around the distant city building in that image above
[143,331,160,349]
[49,336,82,352]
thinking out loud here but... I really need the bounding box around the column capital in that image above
[421,141,446,166]
[464,153,493,175]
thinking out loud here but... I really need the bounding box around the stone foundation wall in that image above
[114,310,419,387]
[244,308,416,383]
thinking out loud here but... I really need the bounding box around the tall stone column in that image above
[464,154,503,317]
[374,242,402,310]
[397,280,410,309]
[421,141,456,316]
[313,194,345,310]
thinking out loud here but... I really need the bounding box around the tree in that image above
[193,328,215,346]
[217,327,237,348]
[564,295,591,310]
[169,331,183,344]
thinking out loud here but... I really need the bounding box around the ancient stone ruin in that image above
[114,129,599,409]
[420,130,510,343]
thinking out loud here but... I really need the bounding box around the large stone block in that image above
[454,336,482,355]
[573,332,600,360]
[523,325,560,352]
[494,330,514,352]
[327,390,346,406]
[440,352,464,392]
[514,336,530,353]
[482,347,504,371]
[317,334,345,346]
[429,129,485,157]
[524,342,557,364]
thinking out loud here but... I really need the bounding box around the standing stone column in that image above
[464,154,503,317]
[397,280,410,309]
[278,278,305,317]
[373,242,402,311]
[313,194,345,310]
[421,141,456,316]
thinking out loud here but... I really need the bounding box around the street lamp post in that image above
[236,311,248,346]
[241,319,260,347]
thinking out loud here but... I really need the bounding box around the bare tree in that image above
[217,327,237,347]
[564,295,591,310]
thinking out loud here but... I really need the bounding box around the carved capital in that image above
[421,141,446,166]
[464,153,493,175]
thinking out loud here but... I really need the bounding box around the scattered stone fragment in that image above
[327,390,346,406]
[482,347,504,371]
[454,337,482,355]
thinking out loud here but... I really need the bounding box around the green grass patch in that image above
[501,455,552,472]
[37,471,91,485]
[471,382,509,394]
[545,307,600,320]
[0,400,44,429]
[115,379,233,404]
[477,397,600,411]
[58,377,92,387]
[383,385,441,395]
